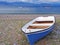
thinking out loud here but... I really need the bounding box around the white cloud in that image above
[0,0,35,2]
[0,0,60,3]
[1,0,30,2]
[0,0,21,2]
[48,0,59,2]
[39,0,60,3]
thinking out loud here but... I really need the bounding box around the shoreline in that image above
[0,14,60,20]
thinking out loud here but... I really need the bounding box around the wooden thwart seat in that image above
[27,26,49,29]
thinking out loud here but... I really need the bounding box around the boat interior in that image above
[22,16,55,33]
[27,21,53,29]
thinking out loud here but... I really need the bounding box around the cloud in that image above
[49,0,59,2]
[20,0,60,3]
[38,0,60,3]
[0,0,30,2]
[0,0,21,2]
[0,0,36,2]
[0,0,59,3]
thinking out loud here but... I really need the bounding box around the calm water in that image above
[0,7,60,14]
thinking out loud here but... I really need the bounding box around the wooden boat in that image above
[22,16,55,45]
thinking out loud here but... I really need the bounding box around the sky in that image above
[0,0,60,3]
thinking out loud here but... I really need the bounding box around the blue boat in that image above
[22,16,55,45]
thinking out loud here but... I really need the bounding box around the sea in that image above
[0,6,60,14]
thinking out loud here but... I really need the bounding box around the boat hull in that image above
[25,25,55,45]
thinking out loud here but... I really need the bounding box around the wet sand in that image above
[0,14,60,45]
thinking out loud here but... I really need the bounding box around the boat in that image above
[22,16,55,45]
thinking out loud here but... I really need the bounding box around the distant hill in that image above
[0,1,40,7]
[0,1,60,8]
